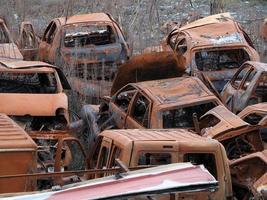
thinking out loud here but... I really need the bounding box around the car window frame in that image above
[230,64,252,89]
[128,91,152,128]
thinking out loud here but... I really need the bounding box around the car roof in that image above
[132,77,217,105]
[0,114,37,150]
[101,129,218,144]
[0,59,54,71]
[177,13,246,48]
[245,61,267,72]
[57,13,112,26]
[238,103,267,118]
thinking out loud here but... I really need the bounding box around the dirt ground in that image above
[1,0,267,58]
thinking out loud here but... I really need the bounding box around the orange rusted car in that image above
[97,77,223,131]
[238,103,267,146]
[39,13,130,103]
[199,105,264,159]
[0,58,71,130]
[89,129,233,199]
[221,61,267,114]
[0,18,23,60]
[163,13,259,92]
[230,150,267,200]
[0,114,37,193]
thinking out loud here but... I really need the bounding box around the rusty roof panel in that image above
[0,114,37,150]
[135,77,215,104]
[57,13,112,26]
[101,129,217,144]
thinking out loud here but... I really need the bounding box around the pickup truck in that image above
[88,128,233,200]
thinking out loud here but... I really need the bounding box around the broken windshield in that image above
[162,102,217,128]
[0,71,57,93]
[64,24,116,47]
[195,48,250,71]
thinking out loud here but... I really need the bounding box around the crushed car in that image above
[0,114,87,193]
[221,61,267,114]
[39,13,130,103]
[162,13,260,92]
[230,150,267,200]
[88,129,232,199]
[0,58,71,130]
[199,105,264,159]
[16,21,39,61]
[238,103,267,145]
[0,18,23,60]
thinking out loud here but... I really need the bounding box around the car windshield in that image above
[64,23,116,47]
[0,71,57,93]
[195,48,250,71]
[162,102,217,128]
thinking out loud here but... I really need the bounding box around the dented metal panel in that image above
[0,114,37,193]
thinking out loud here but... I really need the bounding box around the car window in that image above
[162,102,217,128]
[43,22,57,44]
[184,153,217,179]
[242,68,256,90]
[130,93,151,128]
[195,48,250,71]
[138,152,171,165]
[64,24,116,47]
[231,65,251,89]
[0,71,57,94]
[175,38,187,54]
[243,113,265,125]
[200,114,221,130]
[108,146,122,168]
[114,86,137,113]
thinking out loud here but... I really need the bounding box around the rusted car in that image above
[238,103,267,145]
[29,131,87,190]
[0,18,23,60]
[221,61,267,114]
[39,13,130,103]
[163,13,260,92]
[96,77,223,132]
[16,21,39,60]
[0,114,37,193]
[0,58,71,130]
[0,114,87,193]
[89,129,233,199]
[230,150,267,200]
[199,105,264,159]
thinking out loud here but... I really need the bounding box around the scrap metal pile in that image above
[0,11,266,200]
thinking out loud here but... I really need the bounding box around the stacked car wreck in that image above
[0,11,266,200]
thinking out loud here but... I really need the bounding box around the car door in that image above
[95,137,113,178]
[237,67,258,111]
[125,91,152,129]
[17,22,39,60]
[109,85,137,128]
[39,21,57,62]
[221,64,252,113]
